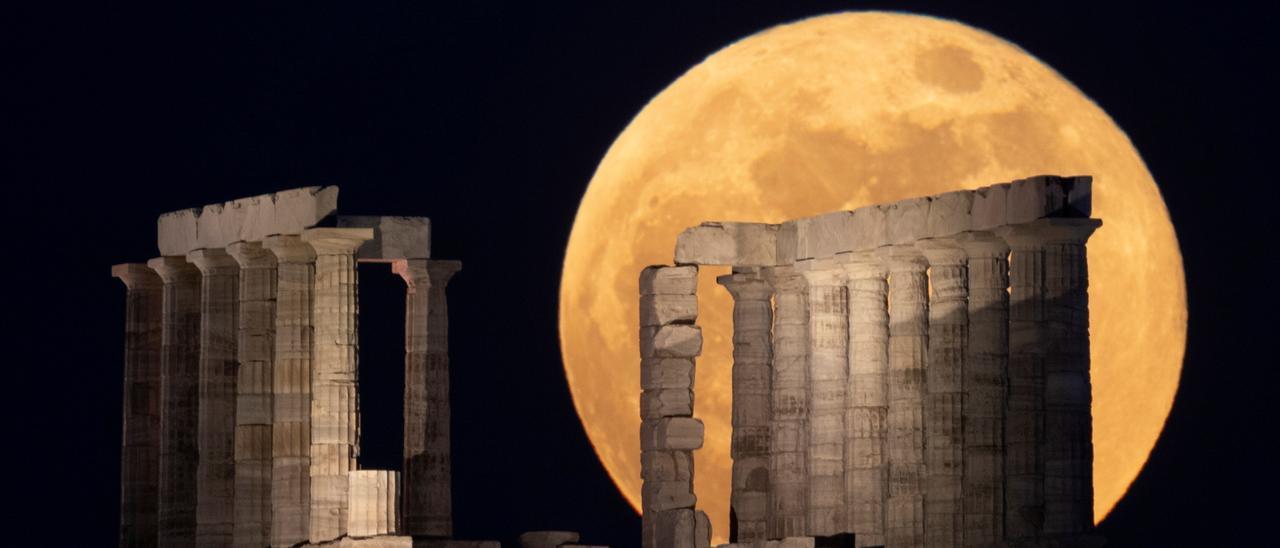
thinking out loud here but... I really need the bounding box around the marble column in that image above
[189,248,240,548]
[765,266,808,539]
[302,227,373,543]
[801,261,848,537]
[394,258,462,538]
[716,271,773,543]
[227,241,276,548]
[113,263,164,547]
[919,240,968,548]
[263,235,316,547]
[839,252,888,547]
[1037,219,1101,535]
[881,246,928,547]
[957,232,1009,546]
[147,256,202,547]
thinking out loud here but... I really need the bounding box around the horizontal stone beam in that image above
[337,215,431,261]
[157,186,339,256]
[674,222,779,266]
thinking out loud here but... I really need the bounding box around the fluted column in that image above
[394,258,462,538]
[957,232,1008,546]
[263,235,315,547]
[801,261,846,536]
[227,242,276,548]
[189,249,240,548]
[919,240,968,548]
[839,252,888,548]
[764,266,807,538]
[147,256,202,547]
[716,271,773,543]
[113,264,164,548]
[881,246,928,547]
[302,227,373,543]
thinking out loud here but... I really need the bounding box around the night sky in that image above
[9,2,1274,546]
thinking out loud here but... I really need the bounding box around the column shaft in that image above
[766,267,808,539]
[190,249,241,548]
[396,259,461,537]
[717,272,772,543]
[1002,230,1047,540]
[227,242,276,548]
[920,243,968,548]
[114,264,164,548]
[883,247,928,547]
[802,263,848,536]
[148,256,202,547]
[841,254,888,548]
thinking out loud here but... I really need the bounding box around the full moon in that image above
[559,12,1185,542]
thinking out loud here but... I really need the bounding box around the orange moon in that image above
[559,12,1185,542]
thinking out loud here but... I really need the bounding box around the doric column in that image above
[263,234,316,547]
[227,241,276,548]
[147,256,202,547]
[113,264,164,548]
[394,258,462,538]
[881,245,928,547]
[957,232,1009,546]
[716,270,773,543]
[919,240,968,548]
[765,266,808,539]
[839,252,888,548]
[1030,219,1101,536]
[188,248,241,548]
[301,227,373,543]
[800,260,848,536]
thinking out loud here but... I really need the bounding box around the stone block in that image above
[775,222,798,264]
[640,266,698,295]
[158,186,339,255]
[848,205,889,251]
[196,201,249,250]
[643,480,697,512]
[886,197,930,245]
[640,325,703,358]
[641,417,705,451]
[1067,175,1092,217]
[971,183,1009,231]
[641,388,694,419]
[1008,176,1069,225]
[794,211,855,260]
[640,294,698,326]
[656,509,698,548]
[695,511,711,548]
[519,531,580,548]
[338,215,431,260]
[675,222,777,266]
[641,358,695,390]
[926,190,973,238]
[642,450,694,482]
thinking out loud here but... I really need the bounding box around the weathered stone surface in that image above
[971,183,1010,231]
[675,222,778,266]
[518,531,580,548]
[641,358,695,391]
[642,417,705,451]
[227,241,276,548]
[764,266,808,539]
[113,264,164,548]
[640,325,703,358]
[641,388,695,419]
[881,246,927,546]
[338,215,431,261]
[695,511,712,548]
[919,241,968,548]
[640,294,698,327]
[794,211,855,261]
[643,450,694,483]
[641,265,698,295]
[800,265,847,536]
[159,186,339,255]
[774,222,798,264]
[926,190,973,238]
[1006,175,1092,225]
[837,252,888,548]
[348,470,400,537]
[656,509,698,548]
[885,197,930,245]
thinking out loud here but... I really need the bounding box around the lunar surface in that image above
[559,12,1185,541]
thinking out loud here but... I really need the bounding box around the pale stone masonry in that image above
[652,175,1102,547]
[113,187,470,547]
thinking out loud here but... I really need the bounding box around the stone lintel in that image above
[675,222,778,266]
[158,186,339,256]
[996,218,1103,247]
[338,215,431,262]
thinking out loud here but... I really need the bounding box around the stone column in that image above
[263,235,316,547]
[716,270,773,543]
[189,248,241,548]
[1036,219,1101,536]
[302,227,373,543]
[638,265,709,548]
[919,240,968,548]
[765,266,808,539]
[227,242,276,548]
[957,232,1008,546]
[839,252,888,548]
[113,264,164,548]
[800,260,848,536]
[881,246,928,547]
[147,256,202,547]
[394,258,462,538]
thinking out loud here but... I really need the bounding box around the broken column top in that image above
[673,174,1093,266]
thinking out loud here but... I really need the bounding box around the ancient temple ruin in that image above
[112,187,466,548]
[639,176,1103,548]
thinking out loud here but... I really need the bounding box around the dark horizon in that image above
[9,2,1274,546]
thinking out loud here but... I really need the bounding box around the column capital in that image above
[226,241,277,269]
[916,237,967,266]
[263,234,317,264]
[796,257,843,285]
[112,263,162,290]
[764,265,806,295]
[301,227,374,255]
[186,248,239,274]
[836,250,887,280]
[146,256,199,283]
[956,230,1010,258]
[996,218,1102,248]
[715,271,772,301]
[876,244,928,271]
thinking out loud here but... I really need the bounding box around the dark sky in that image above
[9,2,1275,546]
